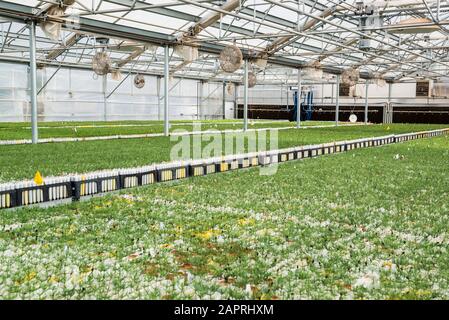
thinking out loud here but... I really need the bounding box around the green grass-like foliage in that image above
[0,120,328,140]
[0,135,448,299]
[0,123,447,182]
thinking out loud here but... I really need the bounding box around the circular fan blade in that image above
[219,45,243,73]
[134,74,145,89]
[92,52,111,76]
[341,68,360,87]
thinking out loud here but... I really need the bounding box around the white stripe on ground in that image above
[0,120,291,130]
[0,123,367,146]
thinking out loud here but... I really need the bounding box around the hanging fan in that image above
[341,68,360,87]
[134,74,145,89]
[304,60,323,81]
[92,51,112,76]
[219,44,243,73]
[40,6,65,40]
[40,0,76,41]
[248,72,257,88]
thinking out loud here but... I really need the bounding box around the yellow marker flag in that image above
[34,171,44,185]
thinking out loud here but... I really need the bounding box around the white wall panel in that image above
[0,62,229,122]
[2,61,447,123]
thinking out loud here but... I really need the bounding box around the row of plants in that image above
[0,135,447,299]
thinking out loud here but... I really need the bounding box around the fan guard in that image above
[92,52,112,76]
[219,44,243,73]
[134,74,145,89]
[341,68,360,87]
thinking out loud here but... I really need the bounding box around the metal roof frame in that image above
[0,0,449,84]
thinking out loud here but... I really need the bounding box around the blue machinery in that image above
[293,90,314,121]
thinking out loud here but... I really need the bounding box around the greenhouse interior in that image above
[0,0,448,302]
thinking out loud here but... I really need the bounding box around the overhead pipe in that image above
[243,59,249,132]
[261,0,449,76]
[178,0,240,42]
[164,45,170,136]
[46,33,84,60]
[181,0,449,80]
[116,45,147,68]
[260,5,342,58]
[174,0,241,72]
[29,21,38,144]
[372,0,439,8]
[2,0,446,81]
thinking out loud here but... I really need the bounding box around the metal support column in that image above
[157,76,161,120]
[198,80,203,120]
[387,82,392,124]
[164,45,169,136]
[222,81,226,120]
[335,74,340,126]
[297,69,302,128]
[103,75,107,121]
[364,80,369,124]
[331,83,334,104]
[29,21,38,144]
[234,84,239,119]
[243,60,249,131]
